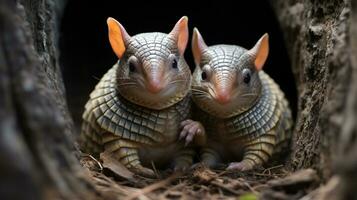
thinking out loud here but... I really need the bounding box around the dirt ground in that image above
[80,152,319,200]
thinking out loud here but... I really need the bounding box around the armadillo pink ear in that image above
[107,17,131,59]
[169,16,189,55]
[192,28,208,66]
[247,33,269,71]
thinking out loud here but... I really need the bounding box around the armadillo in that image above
[80,17,195,177]
[184,28,293,171]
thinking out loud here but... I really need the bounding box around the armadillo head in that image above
[107,17,191,110]
[191,29,269,118]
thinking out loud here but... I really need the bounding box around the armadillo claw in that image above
[226,160,254,171]
[173,162,190,172]
[179,119,205,146]
[130,165,156,178]
[190,162,209,170]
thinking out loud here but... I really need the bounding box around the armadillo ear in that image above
[247,33,269,71]
[107,17,131,59]
[169,16,189,55]
[192,28,208,66]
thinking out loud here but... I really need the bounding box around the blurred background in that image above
[59,0,297,131]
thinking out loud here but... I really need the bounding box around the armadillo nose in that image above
[147,79,164,94]
[215,90,231,104]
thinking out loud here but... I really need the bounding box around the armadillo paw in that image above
[179,119,204,146]
[226,161,254,172]
[190,162,211,170]
[130,165,156,178]
[174,163,190,172]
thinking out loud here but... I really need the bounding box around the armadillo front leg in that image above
[173,148,195,171]
[227,132,276,171]
[103,133,156,177]
[198,147,221,168]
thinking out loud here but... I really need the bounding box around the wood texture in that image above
[0,0,96,199]
[270,0,354,174]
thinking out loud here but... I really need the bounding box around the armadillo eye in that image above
[129,62,136,72]
[128,56,139,73]
[201,65,211,81]
[243,69,251,84]
[171,59,178,69]
[201,71,207,80]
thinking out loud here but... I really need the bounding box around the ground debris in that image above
[100,152,134,181]
[80,157,319,200]
[299,176,340,200]
[267,168,319,189]
[80,153,103,172]
[261,169,319,200]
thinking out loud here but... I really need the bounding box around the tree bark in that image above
[0,0,95,199]
[270,0,357,198]
[335,1,357,199]
[270,0,352,174]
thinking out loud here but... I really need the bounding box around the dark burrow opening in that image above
[59,0,297,132]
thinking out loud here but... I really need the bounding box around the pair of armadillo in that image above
[80,16,293,177]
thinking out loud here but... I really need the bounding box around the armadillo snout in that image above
[213,76,234,104]
[215,89,231,104]
[146,78,165,94]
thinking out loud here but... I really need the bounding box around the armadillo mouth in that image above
[143,84,179,100]
[193,98,248,119]
[118,83,189,110]
[192,89,260,118]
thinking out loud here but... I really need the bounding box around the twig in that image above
[211,181,241,195]
[124,172,181,200]
[81,153,103,171]
[160,182,185,199]
[217,170,229,177]
[252,184,269,191]
[218,187,224,197]
[262,164,284,174]
[242,181,259,195]
[249,172,274,177]
[151,161,160,179]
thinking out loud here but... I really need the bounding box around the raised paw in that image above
[130,165,156,178]
[179,119,206,146]
[226,160,255,172]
